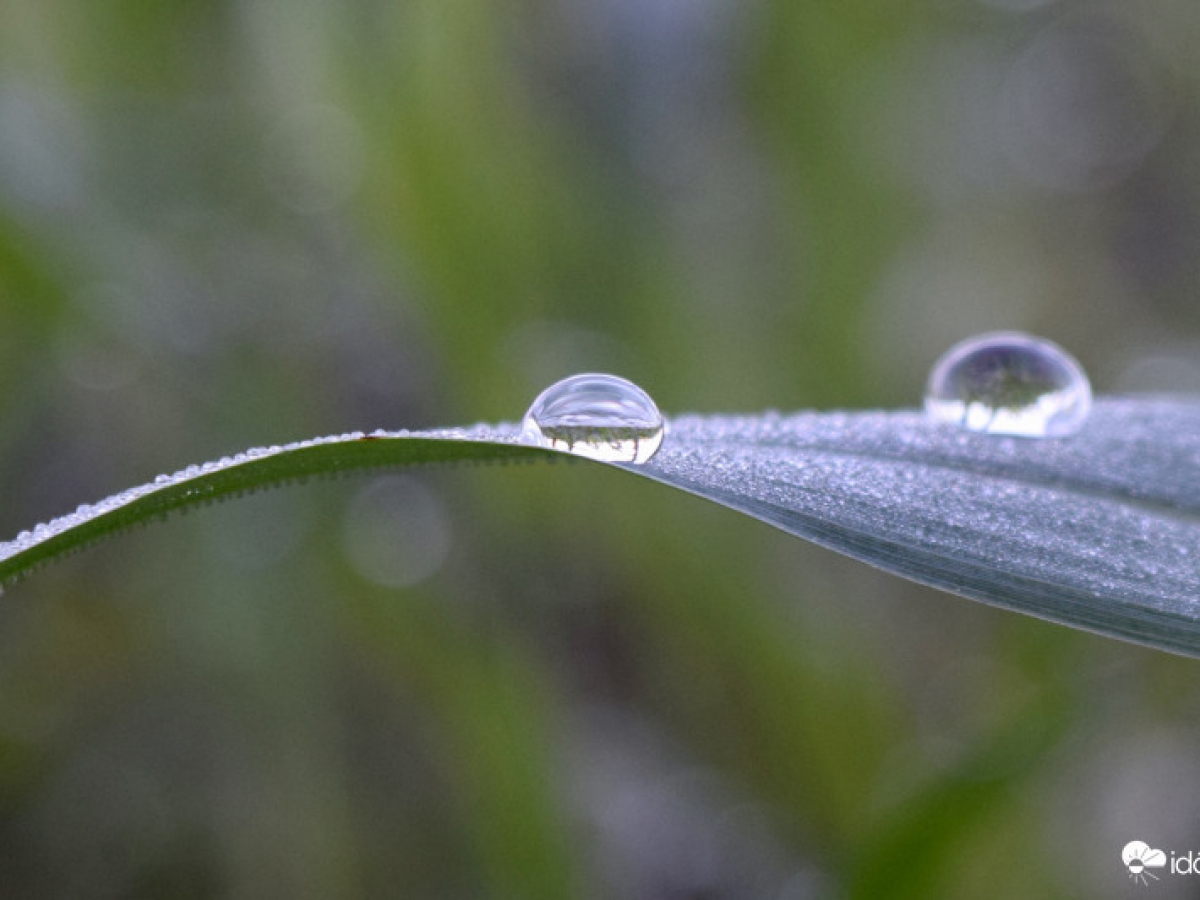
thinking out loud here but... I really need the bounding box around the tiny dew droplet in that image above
[925,332,1092,437]
[522,373,665,463]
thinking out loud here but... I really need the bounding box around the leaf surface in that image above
[4,398,1198,656]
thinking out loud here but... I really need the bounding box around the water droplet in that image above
[925,332,1091,437]
[522,373,665,463]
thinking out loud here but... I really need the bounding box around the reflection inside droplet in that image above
[925,332,1092,437]
[522,373,665,464]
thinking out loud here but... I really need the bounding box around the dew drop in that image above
[925,332,1091,437]
[522,372,665,463]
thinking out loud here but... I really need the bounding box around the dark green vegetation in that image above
[1,1,1200,897]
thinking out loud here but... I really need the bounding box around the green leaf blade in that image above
[630,398,1200,656]
[0,431,545,584]
[4,398,1199,657]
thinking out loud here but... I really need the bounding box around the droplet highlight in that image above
[522,373,665,463]
[925,332,1091,437]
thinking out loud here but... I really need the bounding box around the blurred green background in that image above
[1,0,1200,897]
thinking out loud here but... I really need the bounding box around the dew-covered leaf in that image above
[3,398,1198,657]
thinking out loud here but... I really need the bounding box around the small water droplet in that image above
[925,332,1091,437]
[522,372,665,463]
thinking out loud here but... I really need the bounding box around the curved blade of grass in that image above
[3,398,1199,657]
[636,398,1200,657]
[0,428,546,582]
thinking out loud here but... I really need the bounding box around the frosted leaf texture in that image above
[2,398,1198,657]
[629,398,1200,656]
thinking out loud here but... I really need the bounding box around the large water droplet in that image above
[522,373,665,463]
[925,332,1091,437]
